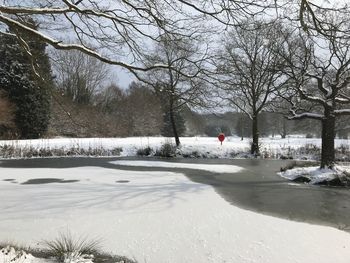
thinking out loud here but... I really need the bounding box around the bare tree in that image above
[143,35,208,146]
[52,50,109,104]
[1,1,346,73]
[216,21,286,155]
[295,0,350,36]
[280,10,350,168]
[0,0,278,79]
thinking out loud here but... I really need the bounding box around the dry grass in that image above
[43,232,101,262]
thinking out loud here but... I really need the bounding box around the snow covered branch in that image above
[0,13,168,75]
[335,109,350,116]
[288,110,324,120]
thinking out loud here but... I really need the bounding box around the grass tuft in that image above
[43,232,101,262]
[1,234,137,263]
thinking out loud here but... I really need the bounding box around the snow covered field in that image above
[0,136,349,159]
[1,162,350,263]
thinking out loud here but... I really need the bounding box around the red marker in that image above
[218,133,225,145]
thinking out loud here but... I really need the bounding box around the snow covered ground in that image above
[279,165,350,184]
[0,245,95,263]
[1,162,350,263]
[0,246,55,263]
[0,246,35,263]
[0,136,349,159]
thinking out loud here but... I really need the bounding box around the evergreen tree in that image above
[0,18,52,138]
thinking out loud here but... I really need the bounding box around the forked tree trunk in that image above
[250,115,259,155]
[320,109,335,168]
[169,107,180,147]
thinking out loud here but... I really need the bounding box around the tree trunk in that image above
[169,107,180,147]
[320,110,335,169]
[250,115,259,155]
[281,118,287,139]
[240,115,244,141]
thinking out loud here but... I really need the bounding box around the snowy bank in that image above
[0,136,349,160]
[0,246,39,263]
[278,165,350,185]
[0,246,88,263]
[1,165,350,263]
[0,245,127,263]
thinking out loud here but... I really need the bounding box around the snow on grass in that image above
[1,165,350,263]
[111,160,244,173]
[0,136,349,159]
[0,246,52,263]
[58,252,94,263]
[0,246,34,263]
[0,245,94,263]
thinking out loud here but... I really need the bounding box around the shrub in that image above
[337,144,349,155]
[110,147,123,156]
[136,146,153,156]
[0,144,123,158]
[299,144,321,155]
[182,150,201,158]
[155,142,177,157]
[0,144,16,158]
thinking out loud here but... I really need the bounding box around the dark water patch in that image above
[0,157,114,169]
[21,178,79,185]
[182,160,350,232]
[116,180,130,183]
[60,180,80,183]
[3,179,15,181]
[292,176,311,183]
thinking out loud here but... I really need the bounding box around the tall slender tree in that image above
[217,21,286,155]
[143,35,208,146]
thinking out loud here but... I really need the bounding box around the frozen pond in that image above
[1,157,350,231]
